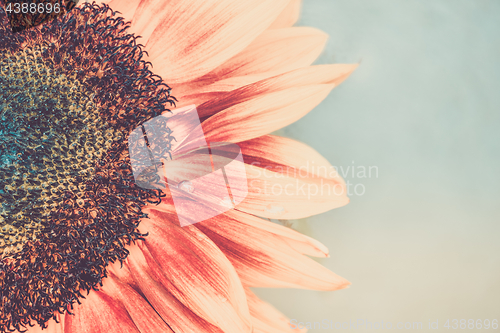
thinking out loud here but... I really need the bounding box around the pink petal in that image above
[136,213,253,332]
[151,132,349,220]
[236,162,349,219]
[123,245,225,333]
[144,200,347,290]
[100,270,174,333]
[146,200,328,258]
[239,135,345,184]
[201,84,334,144]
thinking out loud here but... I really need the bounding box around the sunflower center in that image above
[0,3,176,330]
[0,46,121,256]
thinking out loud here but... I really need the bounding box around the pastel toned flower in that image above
[0,0,356,332]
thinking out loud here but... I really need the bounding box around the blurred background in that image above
[255,0,500,331]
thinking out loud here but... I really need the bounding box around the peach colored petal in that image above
[100,271,174,333]
[146,200,328,258]
[237,163,349,220]
[143,0,290,83]
[64,289,140,333]
[100,0,140,23]
[223,209,330,258]
[268,0,302,29]
[192,64,357,119]
[245,288,307,333]
[194,27,327,88]
[136,214,252,333]
[189,207,350,290]
[200,84,333,144]
[123,245,224,333]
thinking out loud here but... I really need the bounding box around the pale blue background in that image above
[257,1,500,332]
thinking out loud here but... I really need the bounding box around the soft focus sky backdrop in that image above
[256,1,500,331]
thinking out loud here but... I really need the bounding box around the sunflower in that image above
[0,0,357,332]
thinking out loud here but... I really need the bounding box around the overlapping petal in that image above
[179,27,328,95]
[136,0,290,83]
[147,198,329,258]
[99,270,174,333]
[196,209,350,290]
[201,84,333,145]
[20,314,65,333]
[238,163,348,220]
[143,201,348,290]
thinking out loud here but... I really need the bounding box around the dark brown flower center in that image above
[0,45,122,256]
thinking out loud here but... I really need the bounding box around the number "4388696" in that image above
[5,2,61,14]
[444,319,498,330]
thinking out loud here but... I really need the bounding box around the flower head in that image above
[0,1,357,332]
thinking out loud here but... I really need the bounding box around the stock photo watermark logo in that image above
[128,105,248,227]
[127,105,376,225]
[248,160,378,200]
